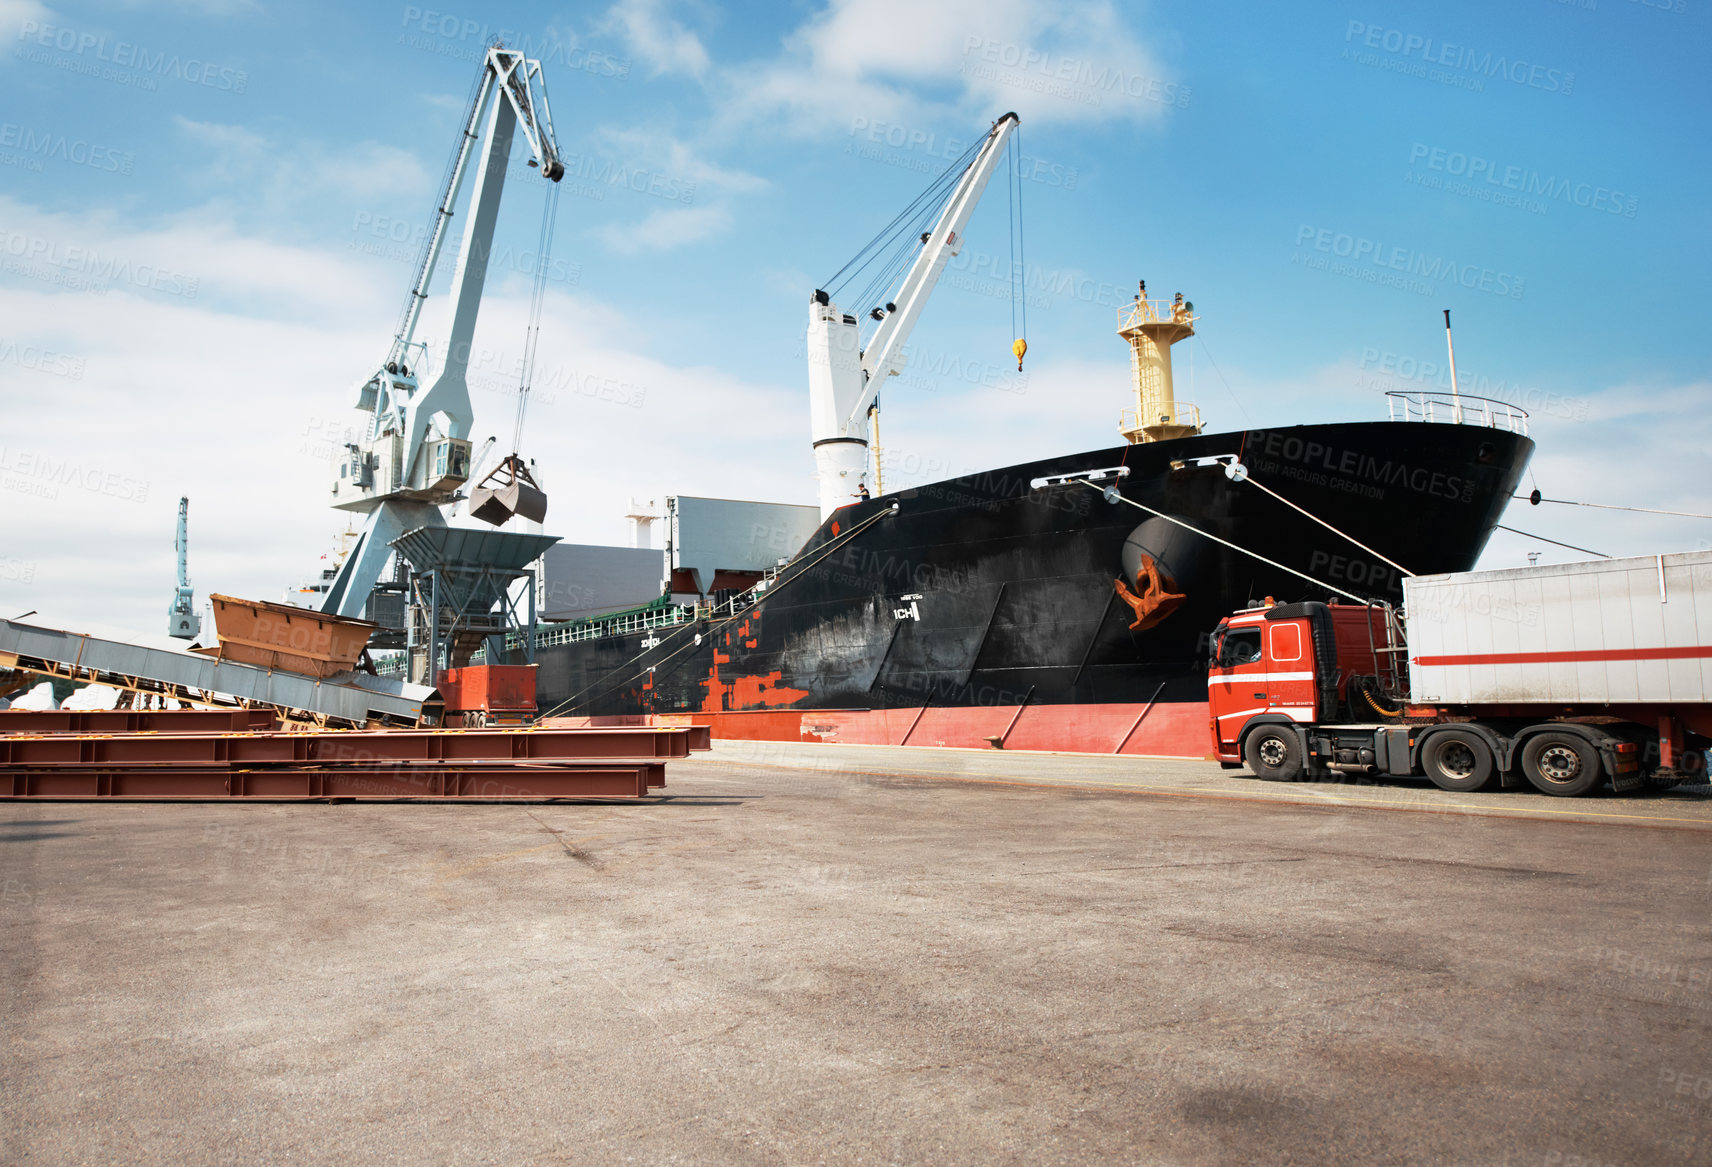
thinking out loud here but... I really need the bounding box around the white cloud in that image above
[4,184,1704,647]
[1480,381,1712,568]
[0,194,393,321]
[108,0,259,12]
[419,92,467,115]
[174,117,432,207]
[600,0,710,79]
[0,195,802,636]
[0,0,50,54]
[596,203,732,254]
[581,128,765,255]
[1170,350,1712,571]
[594,127,769,194]
[721,0,1179,135]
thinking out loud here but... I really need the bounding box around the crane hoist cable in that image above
[818,132,994,360]
[512,173,561,454]
[1009,126,1027,372]
[846,181,957,337]
[822,134,986,300]
[467,167,560,528]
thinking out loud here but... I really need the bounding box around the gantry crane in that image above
[320,45,565,619]
[806,112,1019,517]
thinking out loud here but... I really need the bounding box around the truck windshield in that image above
[1216,628,1262,668]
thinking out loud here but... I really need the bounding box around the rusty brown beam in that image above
[0,727,699,766]
[0,709,281,734]
[1,763,665,800]
[0,724,704,801]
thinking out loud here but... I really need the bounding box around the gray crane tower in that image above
[166,496,201,640]
[319,45,564,620]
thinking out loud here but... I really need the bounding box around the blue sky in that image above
[0,0,1708,635]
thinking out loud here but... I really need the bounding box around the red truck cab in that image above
[1207,606,1315,761]
[1208,600,1401,771]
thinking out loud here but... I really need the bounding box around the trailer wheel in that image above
[1521,732,1603,797]
[1420,729,1495,792]
[1244,727,1303,782]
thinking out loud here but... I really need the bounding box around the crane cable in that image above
[1494,524,1610,558]
[1009,126,1027,372]
[512,174,560,455]
[1237,473,1415,578]
[1072,479,1374,604]
[822,134,986,298]
[1514,493,1712,521]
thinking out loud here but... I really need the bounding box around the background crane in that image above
[166,496,200,641]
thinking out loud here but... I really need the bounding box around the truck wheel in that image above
[1420,729,1495,792]
[1521,732,1604,797]
[1244,727,1303,782]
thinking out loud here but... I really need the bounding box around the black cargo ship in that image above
[530,413,1532,755]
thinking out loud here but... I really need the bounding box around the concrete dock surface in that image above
[3,740,1709,1165]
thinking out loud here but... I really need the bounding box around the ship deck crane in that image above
[321,44,565,618]
[807,112,1020,517]
[166,496,200,640]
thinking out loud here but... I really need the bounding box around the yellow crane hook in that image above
[1012,337,1028,372]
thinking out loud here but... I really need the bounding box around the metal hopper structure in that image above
[391,525,560,688]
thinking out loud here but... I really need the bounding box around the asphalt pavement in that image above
[2,741,1708,1165]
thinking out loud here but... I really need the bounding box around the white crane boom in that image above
[806,113,1018,518]
[392,55,562,365]
[320,45,563,619]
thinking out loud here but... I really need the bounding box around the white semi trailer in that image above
[1207,550,1712,796]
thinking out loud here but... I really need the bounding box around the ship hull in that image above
[532,420,1533,756]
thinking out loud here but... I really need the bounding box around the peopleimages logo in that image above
[397,7,631,79]
[1343,20,1575,96]
[0,124,134,174]
[960,36,1191,109]
[847,118,1080,190]
[15,20,248,93]
[0,337,86,381]
[1408,143,1638,218]
[1294,224,1525,300]
[0,447,149,504]
[0,231,199,298]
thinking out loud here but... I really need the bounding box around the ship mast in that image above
[1118,283,1203,444]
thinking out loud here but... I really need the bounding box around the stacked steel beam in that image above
[0,711,710,801]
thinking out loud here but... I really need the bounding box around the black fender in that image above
[1413,722,1509,776]
[1507,721,1632,788]
[1237,714,1313,772]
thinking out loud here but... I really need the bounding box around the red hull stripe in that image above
[1415,646,1712,667]
[566,702,1217,758]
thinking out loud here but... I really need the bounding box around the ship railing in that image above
[1120,404,1202,433]
[503,603,699,652]
[1117,299,1197,330]
[472,581,778,657]
[696,591,759,622]
[1385,391,1529,435]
